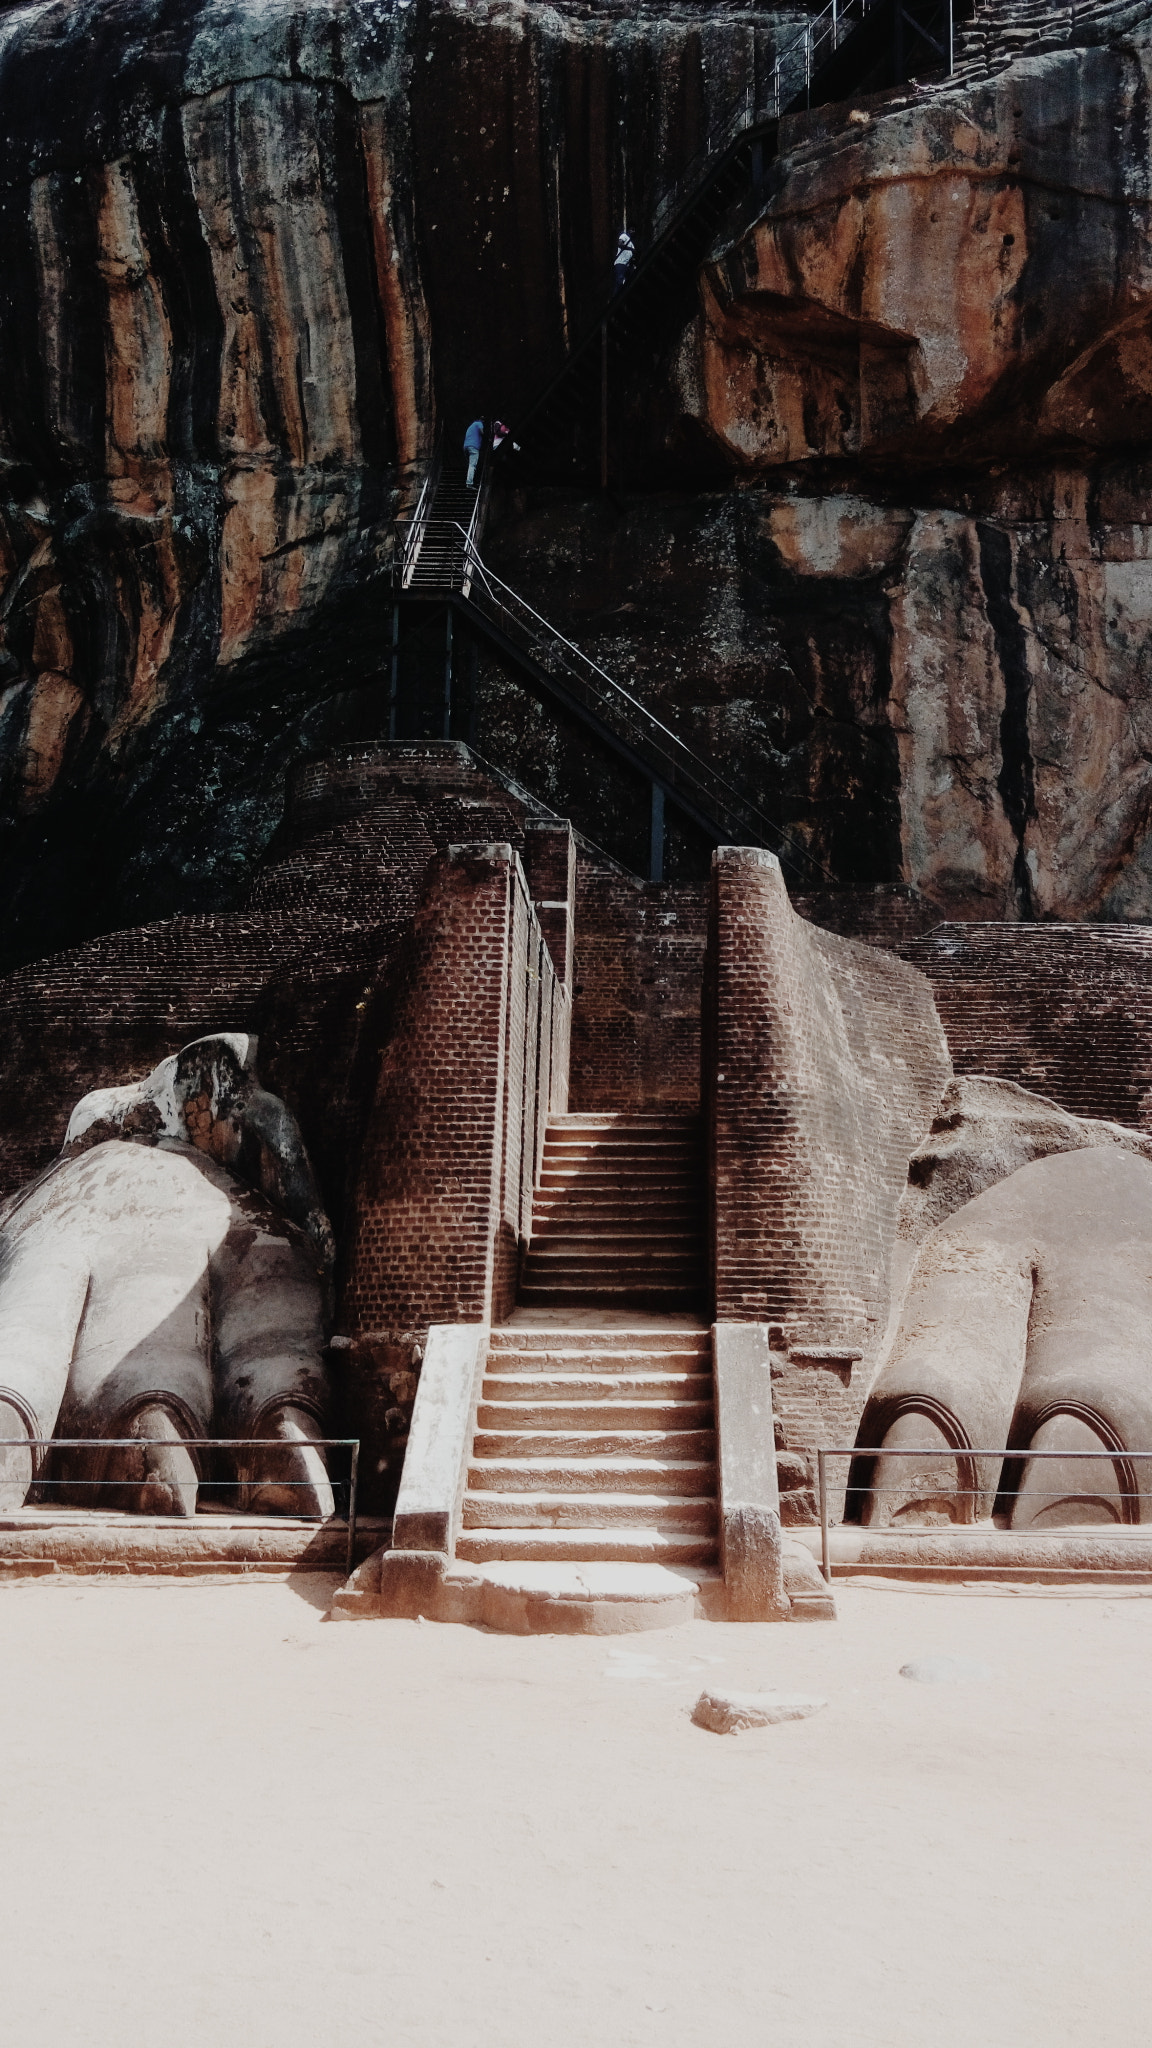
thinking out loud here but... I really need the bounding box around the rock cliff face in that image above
[487,3,1152,917]
[3,0,1152,956]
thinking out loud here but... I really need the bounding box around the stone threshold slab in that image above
[790,1524,1152,1584]
[0,1512,389,1577]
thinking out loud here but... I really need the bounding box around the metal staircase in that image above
[514,0,962,478]
[386,0,968,877]
[393,455,827,884]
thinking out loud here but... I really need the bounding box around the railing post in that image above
[600,319,608,492]
[819,1448,831,1583]
[389,602,400,741]
[345,1440,360,1579]
[444,606,454,739]
[649,782,665,883]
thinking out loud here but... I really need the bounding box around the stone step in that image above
[480,1389,712,1424]
[523,1250,703,1271]
[473,1425,716,1458]
[462,1490,717,1530]
[529,1223,701,1241]
[516,1285,705,1306]
[533,1205,699,1222]
[545,1117,700,1131]
[531,1194,701,1212]
[455,1527,719,1565]
[488,1329,710,1352]
[533,1216,700,1231]
[519,1273,705,1295]
[539,1147,699,1159]
[483,1372,712,1400]
[538,1167,699,1184]
[467,1457,716,1494]
[486,1364,711,1385]
[539,1138,698,1152]
[487,1355,710,1374]
[533,1179,700,1195]
[524,1241,703,1260]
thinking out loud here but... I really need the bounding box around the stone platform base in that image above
[791,1524,1152,1585]
[332,1539,835,1630]
[0,1509,388,1577]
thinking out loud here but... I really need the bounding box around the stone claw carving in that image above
[853,1142,1152,1530]
[0,1038,336,1518]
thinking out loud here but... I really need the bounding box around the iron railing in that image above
[399,444,442,590]
[459,529,832,879]
[643,0,953,259]
[0,1436,362,1576]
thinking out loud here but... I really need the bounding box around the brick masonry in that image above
[10,742,1152,1526]
[902,923,1152,1128]
[569,862,708,1111]
[0,911,405,1235]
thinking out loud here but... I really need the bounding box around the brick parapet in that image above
[902,923,1152,1127]
[342,841,569,1341]
[792,885,942,952]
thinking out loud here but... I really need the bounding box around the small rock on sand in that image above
[900,1654,992,1684]
[691,1689,828,1733]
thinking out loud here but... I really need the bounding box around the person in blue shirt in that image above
[463,417,485,487]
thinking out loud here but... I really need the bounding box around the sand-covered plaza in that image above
[1,1574,1148,2048]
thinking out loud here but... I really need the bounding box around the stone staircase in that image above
[948,0,1149,84]
[455,1326,719,1573]
[517,1112,706,1311]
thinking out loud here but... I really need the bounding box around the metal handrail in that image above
[460,447,491,599]
[1,1435,361,1576]
[458,529,833,880]
[643,0,899,258]
[815,1443,1152,1583]
[400,442,443,590]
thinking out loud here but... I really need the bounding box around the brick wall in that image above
[569,862,707,1110]
[706,849,951,1484]
[0,911,403,1233]
[792,884,942,952]
[902,923,1152,1127]
[343,841,570,1337]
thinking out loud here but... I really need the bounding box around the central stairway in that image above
[457,1326,718,1574]
[519,1112,706,1311]
[451,1107,721,1628]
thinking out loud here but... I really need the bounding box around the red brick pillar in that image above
[343,843,518,1335]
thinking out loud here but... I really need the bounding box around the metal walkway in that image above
[388,0,964,878]
[513,0,961,478]
[392,451,827,884]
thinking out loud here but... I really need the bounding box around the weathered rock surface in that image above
[897,1071,1152,1249]
[4,0,1152,948]
[0,0,802,961]
[691,1687,828,1731]
[857,1146,1152,1526]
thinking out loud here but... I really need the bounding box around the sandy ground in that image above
[2,1576,1150,2048]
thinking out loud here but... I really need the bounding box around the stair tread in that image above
[456,1529,719,1560]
